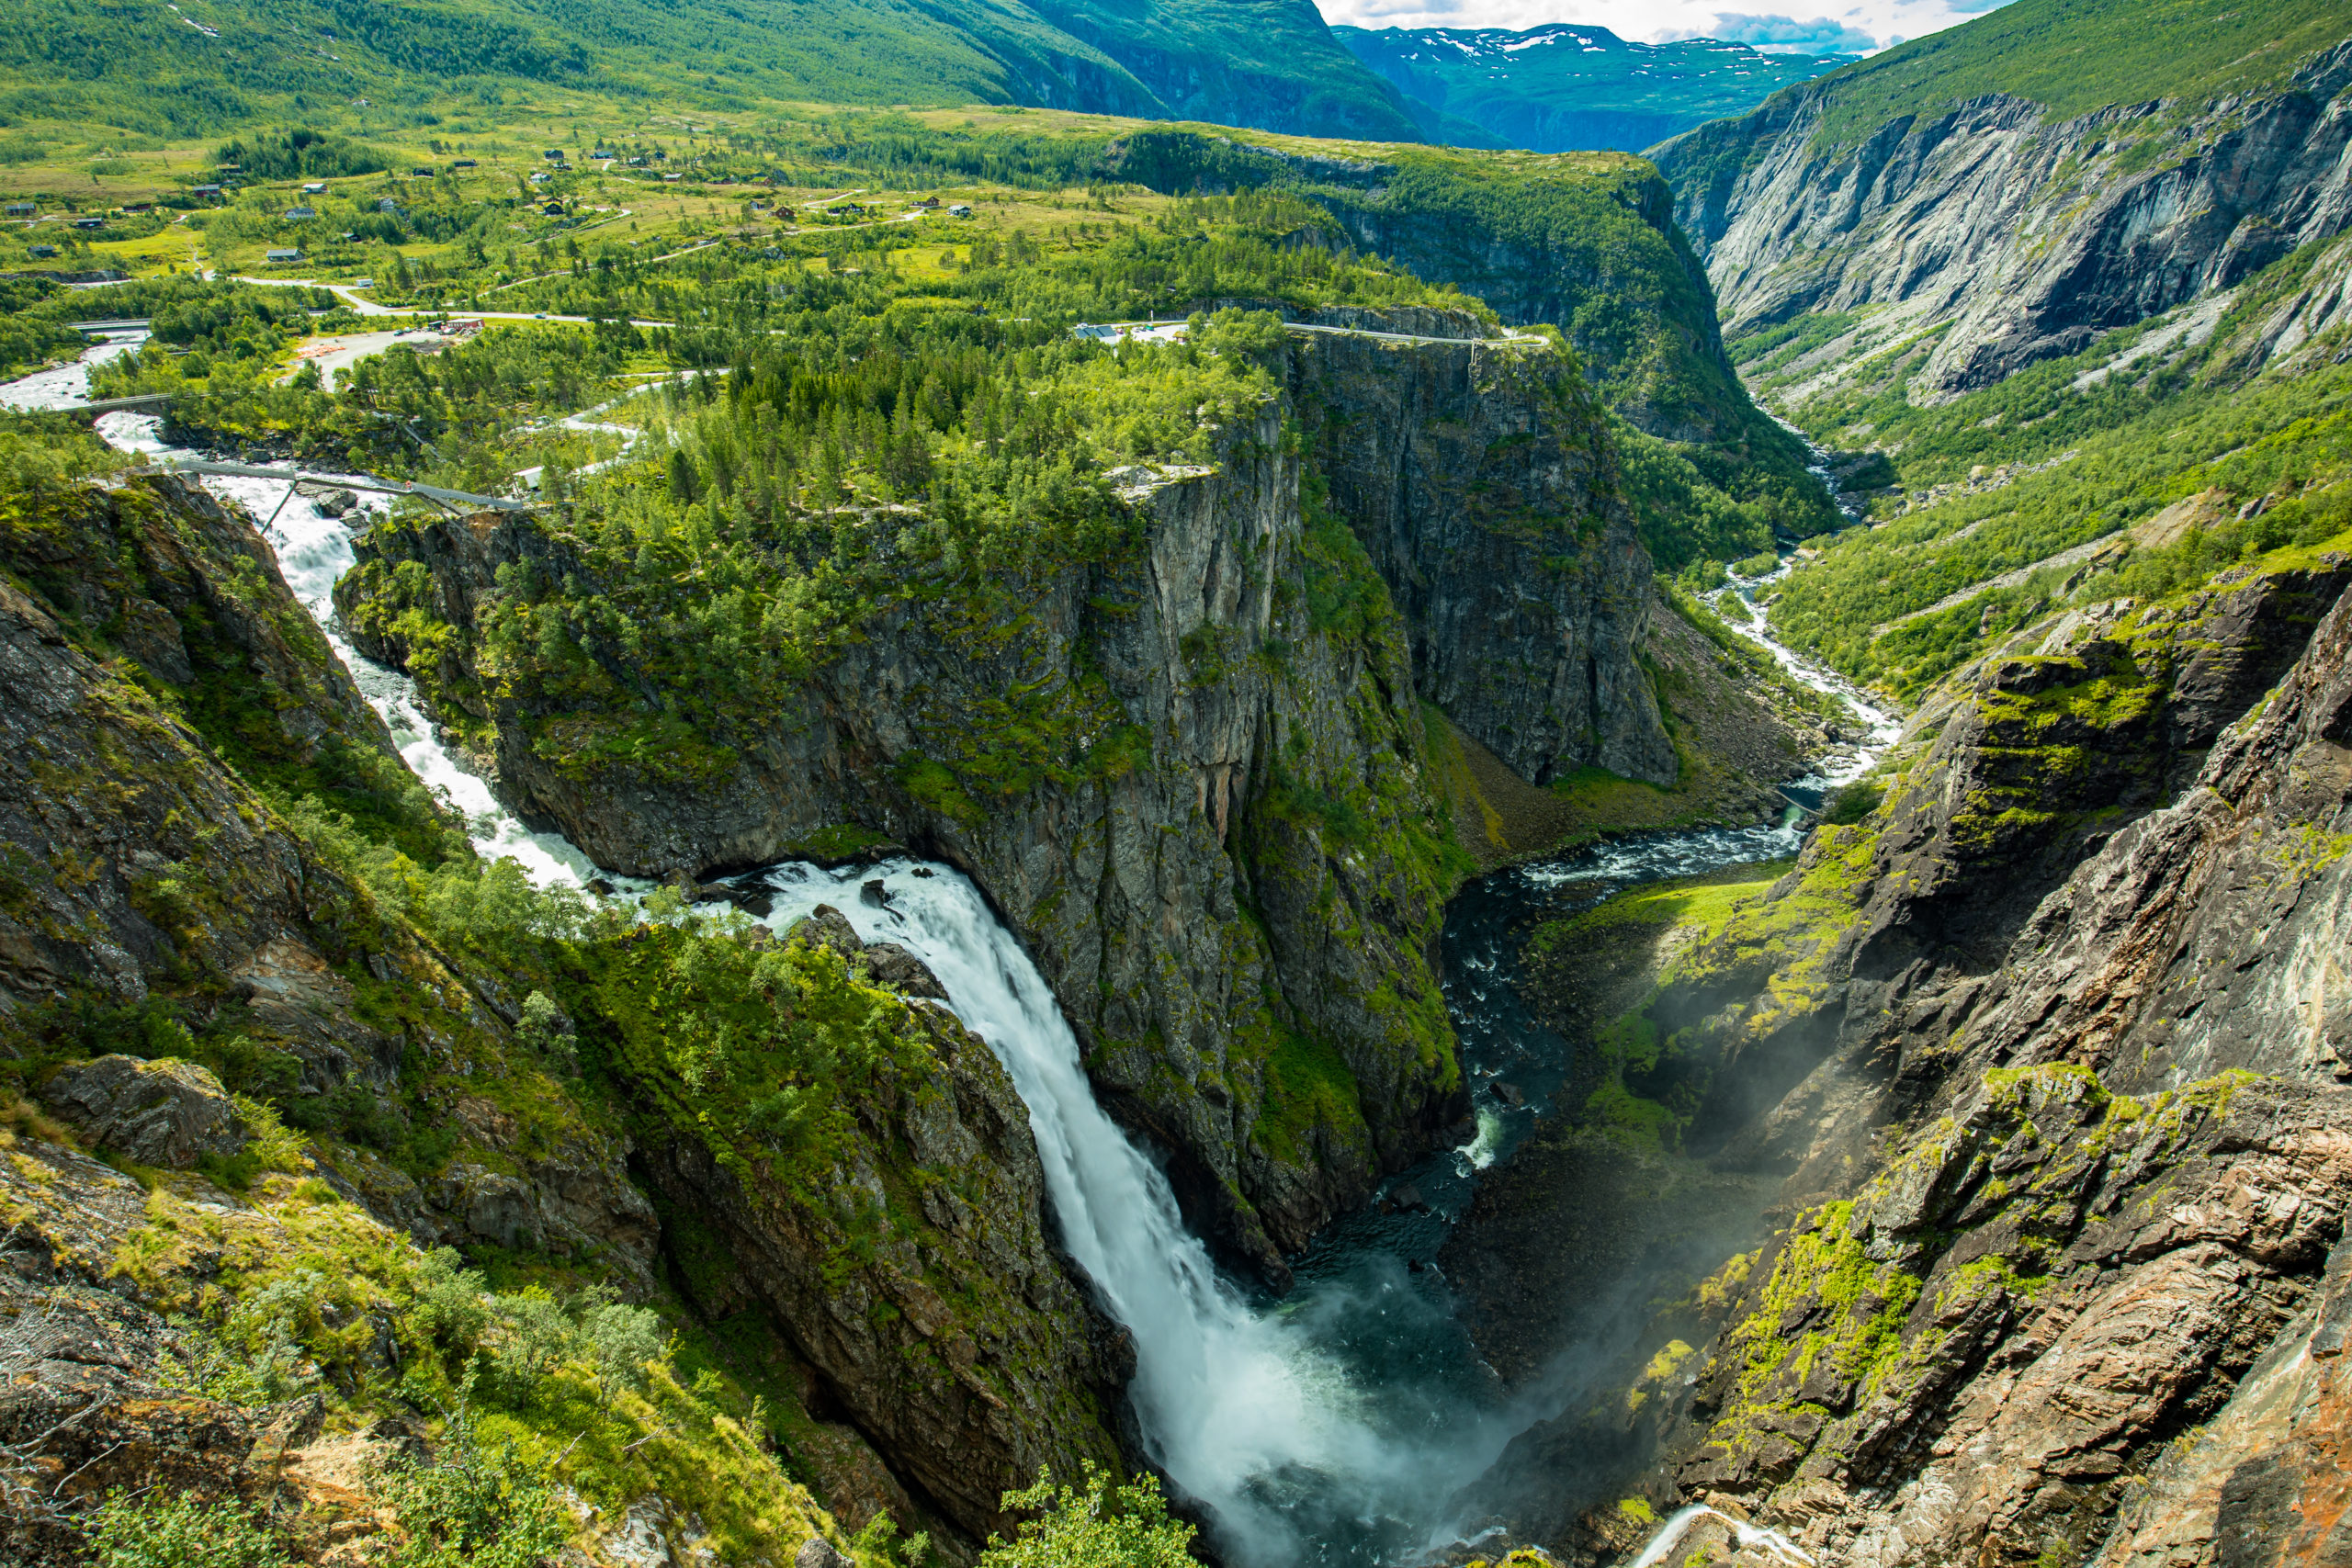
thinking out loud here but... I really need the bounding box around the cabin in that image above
[28,245,55,258]
[450,159,477,169]
[543,150,566,163]
[661,173,682,183]
[447,319,483,336]
[284,207,317,221]
[301,182,327,195]
[265,248,304,264]
[591,150,615,160]
[352,277,374,288]
[410,166,434,177]
[377,197,402,213]
[4,202,34,218]
[542,202,564,216]
[192,185,221,199]
[70,218,104,231]
[948,204,973,218]
[123,202,153,214]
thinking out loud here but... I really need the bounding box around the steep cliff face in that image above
[1463,545,2352,1562]
[340,395,1481,1276]
[1657,37,2352,400]
[1286,315,1674,787]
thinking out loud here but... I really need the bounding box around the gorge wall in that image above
[1456,527,2352,1563]
[335,320,1711,1280]
[1654,39,2352,400]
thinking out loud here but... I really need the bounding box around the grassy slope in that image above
[1790,0,2350,148]
[1746,231,2352,695]
[0,0,1415,143]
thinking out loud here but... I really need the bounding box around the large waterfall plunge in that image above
[761,861,1527,1566]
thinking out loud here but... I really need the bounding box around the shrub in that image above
[979,1464,1196,1568]
[368,1402,571,1568]
[85,1491,289,1568]
[1822,780,1883,825]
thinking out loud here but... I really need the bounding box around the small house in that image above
[542,202,564,215]
[4,202,34,218]
[543,149,566,163]
[301,181,327,195]
[71,217,104,231]
[447,319,483,336]
[450,159,478,169]
[284,206,316,221]
[411,166,434,177]
[28,244,55,258]
[265,247,303,264]
[661,173,682,183]
[591,150,615,160]
[948,204,972,218]
[192,185,221,198]
[123,202,153,213]
[376,197,402,213]
[917,196,941,209]
[352,277,374,288]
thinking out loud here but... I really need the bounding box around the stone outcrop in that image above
[39,1054,247,1168]
[1655,39,2352,399]
[346,349,1658,1272]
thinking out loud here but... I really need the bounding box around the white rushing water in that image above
[757,859,1535,1566]
[1712,553,1903,789]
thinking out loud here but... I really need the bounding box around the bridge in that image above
[157,457,541,515]
[68,319,151,333]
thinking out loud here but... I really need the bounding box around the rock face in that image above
[1655,40,2352,399]
[0,474,659,1275]
[1287,317,1674,785]
[341,335,1670,1272]
[639,916,1126,1542]
[40,1055,247,1168]
[1480,549,2352,1561]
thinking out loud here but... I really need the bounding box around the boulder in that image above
[40,1055,247,1168]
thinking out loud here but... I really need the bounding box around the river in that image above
[11,334,1891,1567]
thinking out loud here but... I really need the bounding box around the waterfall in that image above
[758,861,1522,1566]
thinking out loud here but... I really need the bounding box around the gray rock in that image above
[1657,40,2352,399]
[40,1055,247,1169]
[795,1537,853,1568]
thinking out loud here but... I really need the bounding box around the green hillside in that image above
[0,0,1419,142]
[1335,24,1850,152]
[1783,0,2352,149]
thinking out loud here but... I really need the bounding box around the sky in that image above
[1312,0,2014,54]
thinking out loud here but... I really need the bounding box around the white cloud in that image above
[1316,0,2008,54]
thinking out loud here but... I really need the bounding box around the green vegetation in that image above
[87,1493,289,1568]
[1525,858,1796,1148]
[1748,231,2352,694]
[980,1464,1197,1568]
[1779,0,2352,152]
[0,0,1418,143]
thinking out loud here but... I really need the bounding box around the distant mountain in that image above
[1333,24,1855,152]
[0,0,1423,144]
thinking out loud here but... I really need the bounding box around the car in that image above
[534,312,548,320]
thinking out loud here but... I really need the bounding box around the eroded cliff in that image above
[1657,33,2352,400]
